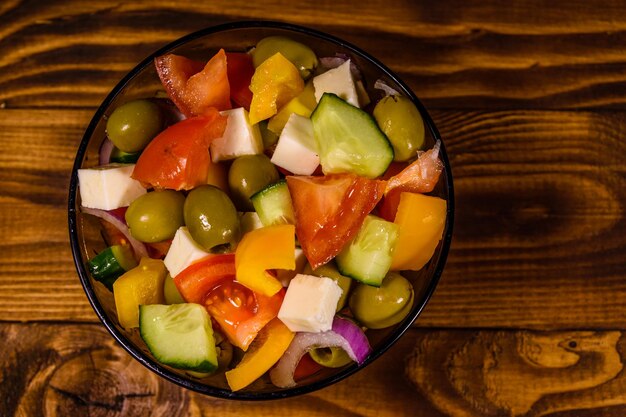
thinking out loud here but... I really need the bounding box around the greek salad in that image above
[78,35,447,391]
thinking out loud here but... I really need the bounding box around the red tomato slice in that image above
[286,174,385,269]
[294,353,323,382]
[205,281,285,351]
[226,52,254,110]
[173,253,236,304]
[377,188,402,222]
[132,108,227,190]
[155,49,231,117]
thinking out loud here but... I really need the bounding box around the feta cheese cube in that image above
[77,164,146,210]
[313,60,359,107]
[210,107,263,162]
[164,227,210,277]
[270,114,319,175]
[278,274,343,333]
[276,248,308,287]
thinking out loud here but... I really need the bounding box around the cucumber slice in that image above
[251,180,295,226]
[336,215,399,286]
[311,93,393,178]
[88,245,137,290]
[139,304,218,373]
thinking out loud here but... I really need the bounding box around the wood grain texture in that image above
[2,0,626,109]
[406,330,626,417]
[4,322,626,417]
[0,108,624,327]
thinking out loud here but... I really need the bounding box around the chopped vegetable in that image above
[113,257,167,329]
[249,52,304,124]
[269,316,371,388]
[225,318,295,391]
[286,173,385,269]
[132,109,227,190]
[88,244,138,290]
[173,253,236,303]
[226,52,255,110]
[235,224,295,296]
[81,207,149,259]
[385,140,443,195]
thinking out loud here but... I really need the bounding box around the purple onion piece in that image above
[374,79,400,97]
[98,138,114,166]
[81,206,149,259]
[269,316,371,388]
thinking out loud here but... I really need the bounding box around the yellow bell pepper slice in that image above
[249,53,304,125]
[267,81,317,134]
[225,318,295,391]
[113,257,166,329]
[235,224,296,296]
[390,193,447,271]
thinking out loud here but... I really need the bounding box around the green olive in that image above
[184,185,240,251]
[259,120,279,150]
[348,272,414,329]
[163,274,185,304]
[106,99,164,153]
[125,190,185,243]
[373,95,425,162]
[252,36,319,80]
[309,346,353,368]
[228,154,279,211]
[303,261,353,312]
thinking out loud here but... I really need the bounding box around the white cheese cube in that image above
[313,60,359,107]
[210,107,263,162]
[78,164,146,210]
[278,274,343,333]
[164,227,210,277]
[270,114,319,175]
[277,248,308,287]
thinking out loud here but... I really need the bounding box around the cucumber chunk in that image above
[251,180,295,226]
[139,304,218,372]
[88,244,137,290]
[336,215,399,286]
[311,93,393,178]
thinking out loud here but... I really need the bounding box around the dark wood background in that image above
[2,1,626,415]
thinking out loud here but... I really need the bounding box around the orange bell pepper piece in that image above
[249,53,304,125]
[390,192,447,271]
[225,318,295,391]
[235,224,296,296]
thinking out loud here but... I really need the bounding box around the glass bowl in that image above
[68,20,454,400]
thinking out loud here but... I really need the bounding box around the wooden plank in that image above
[1,108,625,327]
[2,1,626,109]
[2,322,626,417]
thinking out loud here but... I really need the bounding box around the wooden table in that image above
[2,1,626,415]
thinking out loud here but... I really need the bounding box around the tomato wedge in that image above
[174,253,283,350]
[286,174,385,269]
[173,253,236,303]
[226,52,254,110]
[132,108,227,190]
[205,281,285,351]
[155,49,231,117]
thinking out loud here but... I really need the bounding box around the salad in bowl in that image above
[68,21,453,399]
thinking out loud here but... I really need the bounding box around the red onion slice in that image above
[81,206,149,259]
[98,138,114,166]
[374,79,399,97]
[269,316,371,388]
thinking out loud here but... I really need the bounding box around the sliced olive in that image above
[125,190,185,243]
[106,99,163,153]
[348,272,414,329]
[252,36,319,80]
[228,154,279,211]
[303,261,353,311]
[373,95,425,162]
[309,346,353,368]
[184,185,240,251]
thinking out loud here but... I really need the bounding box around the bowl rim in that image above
[68,19,455,400]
